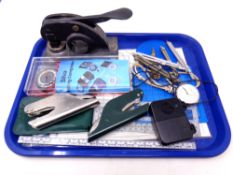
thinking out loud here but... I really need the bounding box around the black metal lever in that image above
[44,8,132,25]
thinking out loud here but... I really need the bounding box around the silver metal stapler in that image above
[24,93,99,129]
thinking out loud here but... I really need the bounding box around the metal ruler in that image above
[18,135,196,150]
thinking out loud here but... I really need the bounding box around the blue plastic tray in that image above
[5,33,231,157]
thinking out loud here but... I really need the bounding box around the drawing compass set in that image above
[4,8,231,157]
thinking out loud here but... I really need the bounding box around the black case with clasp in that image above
[150,98,196,145]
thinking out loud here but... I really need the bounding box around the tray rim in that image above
[4,32,231,157]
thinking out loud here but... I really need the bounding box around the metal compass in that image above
[36,69,56,89]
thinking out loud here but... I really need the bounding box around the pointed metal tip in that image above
[87,134,95,142]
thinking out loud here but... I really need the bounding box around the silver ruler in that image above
[18,134,196,150]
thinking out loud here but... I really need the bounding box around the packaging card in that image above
[55,59,131,94]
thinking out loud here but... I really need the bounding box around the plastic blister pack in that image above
[24,56,131,96]
[24,58,59,96]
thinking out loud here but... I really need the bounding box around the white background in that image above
[0,0,232,174]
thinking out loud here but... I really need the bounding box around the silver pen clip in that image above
[24,93,99,129]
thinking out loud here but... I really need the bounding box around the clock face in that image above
[37,69,56,89]
[176,84,200,104]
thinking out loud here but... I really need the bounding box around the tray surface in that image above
[4,33,231,157]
